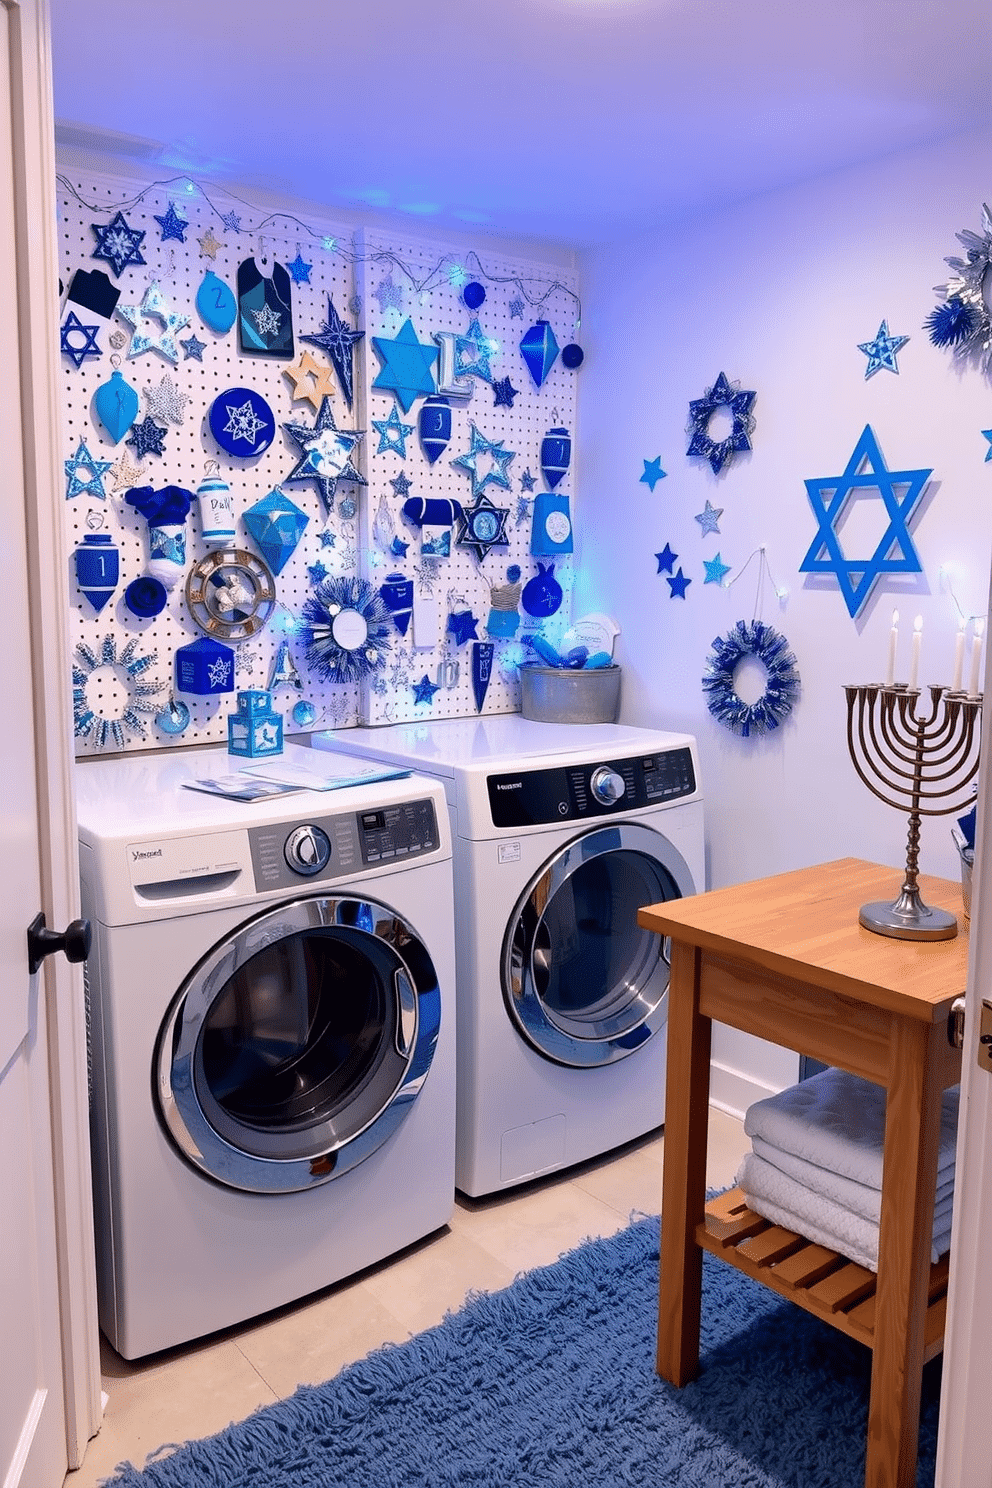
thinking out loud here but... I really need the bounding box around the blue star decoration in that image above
[858,320,909,379]
[282,396,366,512]
[371,318,439,413]
[799,424,930,618]
[307,561,329,585]
[456,317,496,382]
[390,535,410,558]
[667,568,692,599]
[373,274,404,313]
[389,470,413,498]
[126,416,167,458]
[64,438,113,500]
[153,202,189,242]
[687,371,756,475]
[91,211,146,277]
[520,468,536,492]
[372,405,414,457]
[982,429,992,462]
[412,674,441,706]
[509,297,525,319]
[60,311,101,368]
[456,494,511,562]
[286,253,312,284]
[318,529,337,549]
[703,553,731,585]
[655,544,678,574]
[220,211,241,232]
[492,376,518,407]
[301,295,364,408]
[451,423,515,497]
[447,609,479,645]
[180,332,206,361]
[640,457,666,491]
[695,499,723,536]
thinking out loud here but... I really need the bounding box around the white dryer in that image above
[76,744,455,1358]
[311,716,703,1196]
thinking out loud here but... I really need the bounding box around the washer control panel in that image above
[249,798,439,890]
[487,748,696,829]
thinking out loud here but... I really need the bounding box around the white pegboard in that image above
[57,165,579,753]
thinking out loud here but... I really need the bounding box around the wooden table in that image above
[638,857,968,1488]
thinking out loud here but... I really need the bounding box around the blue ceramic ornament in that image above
[292,700,317,728]
[196,271,238,334]
[521,562,563,618]
[208,387,276,457]
[195,465,236,546]
[379,572,414,636]
[531,492,573,555]
[472,642,494,712]
[93,368,139,444]
[155,698,191,735]
[74,533,119,612]
[540,427,571,490]
[418,395,452,464]
[519,320,559,387]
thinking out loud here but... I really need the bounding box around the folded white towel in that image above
[744,1068,959,1189]
[735,1151,952,1272]
[750,1134,955,1225]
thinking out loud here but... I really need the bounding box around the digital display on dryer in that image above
[487,748,696,828]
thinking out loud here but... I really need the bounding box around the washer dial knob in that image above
[284,825,331,876]
[589,766,626,805]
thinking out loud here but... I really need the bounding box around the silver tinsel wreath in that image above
[702,620,800,737]
[926,202,992,374]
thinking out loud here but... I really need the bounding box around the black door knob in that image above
[27,912,92,976]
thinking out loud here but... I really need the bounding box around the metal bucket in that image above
[952,827,974,920]
[519,665,621,724]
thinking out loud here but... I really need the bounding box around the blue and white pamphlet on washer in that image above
[238,753,410,792]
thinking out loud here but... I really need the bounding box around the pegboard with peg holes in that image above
[57,165,580,754]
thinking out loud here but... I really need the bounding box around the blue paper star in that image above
[318,529,337,549]
[220,211,241,232]
[412,673,441,705]
[799,425,930,618]
[456,317,496,382]
[283,396,366,511]
[982,429,992,462]
[667,567,692,599]
[126,416,167,458]
[307,561,329,585]
[117,281,189,363]
[180,332,206,361]
[61,311,101,368]
[858,320,909,379]
[687,371,756,475]
[451,423,515,497]
[153,202,189,242]
[655,544,677,574]
[640,457,666,491]
[372,405,414,457]
[301,296,364,408]
[390,535,410,557]
[492,376,518,407]
[519,468,536,492]
[509,297,525,319]
[64,438,113,500]
[371,318,438,412]
[373,274,404,313]
[695,499,724,536]
[390,470,413,498]
[703,553,731,585]
[287,253,312,284]
[447,609,479,645]
[91,211,146,277]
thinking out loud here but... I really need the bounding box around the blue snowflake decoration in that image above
[857,320,909,379]
[687,372,756,474]
[91,211,146,277]
[153,202,189,242]
[299,575,392,685]
[703,620,801,737]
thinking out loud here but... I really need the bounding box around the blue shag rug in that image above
[105,1216,940,1487]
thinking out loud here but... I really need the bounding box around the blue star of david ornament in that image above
[65,438,113,500]
[799,425,930,618]
[695,500,723,536]
[655,544,677,574]
[451,423,515,497]
[153,202,189,242]
[60,311,102,369]
[667,568,692,599]
[456,493,510,562]
[286,253,313,284]
[687,372,756,475]
[858,320,909,379]
[983,430,992,462]
[282,396,366,511]
[371,318,439,412]
[301,295,364,408]
[373,405,414,457]
[208,387,276,456]
[126,416,167,459]
[412,673,441,706]
[91,211,146,277]
[640,457,666,491]
[703,553,731,585]
[243,489,310,574]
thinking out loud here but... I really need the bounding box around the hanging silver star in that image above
[143,373,189,426]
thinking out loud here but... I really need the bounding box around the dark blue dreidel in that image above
[175,636,235,696]
[227,689,283,758]
[74,533,119,612]
[418,395,451,464]
[540,426,571,490]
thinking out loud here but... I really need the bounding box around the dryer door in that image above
[155,895,440,1193]
[502,821,692,1068]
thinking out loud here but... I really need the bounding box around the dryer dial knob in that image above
[284,825,331,876]
[589,766,626,805]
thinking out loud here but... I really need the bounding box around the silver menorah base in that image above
[845,681,982,943]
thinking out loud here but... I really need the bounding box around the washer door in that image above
[155,895,440,1193]
[502,821,693,1068]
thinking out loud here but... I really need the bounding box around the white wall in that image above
[577,127,992,1107]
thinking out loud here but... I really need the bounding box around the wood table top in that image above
[638,857,970,1022]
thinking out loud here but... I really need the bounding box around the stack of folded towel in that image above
[734,1067,958,1273]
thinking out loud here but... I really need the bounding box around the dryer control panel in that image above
[487,747,696,829]
[249,798,439,889]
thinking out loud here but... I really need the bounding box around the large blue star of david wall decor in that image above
[799,425,931,618]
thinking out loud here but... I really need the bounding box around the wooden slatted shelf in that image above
[697,1188,949,1362]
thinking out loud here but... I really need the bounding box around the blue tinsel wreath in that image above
[702,620,800,737]
[300,575,392,685]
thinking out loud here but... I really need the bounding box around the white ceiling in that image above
[49,0,991,248]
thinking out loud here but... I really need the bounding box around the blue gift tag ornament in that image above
[472,642,494,712]
[521,562,563,618]
[75,533,119,612]
[531,492,573,555]
[93,368,139,444]
[540,426,571,490]
[519,320,559,387]
[418,395,452,464]
[196,270,238,334]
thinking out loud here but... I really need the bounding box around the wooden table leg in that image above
[865,1017,945,1488]
[657,938,712,1385]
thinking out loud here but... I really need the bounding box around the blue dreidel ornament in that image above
[74,532,119,612]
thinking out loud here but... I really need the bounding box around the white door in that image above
[1,0,101,1481]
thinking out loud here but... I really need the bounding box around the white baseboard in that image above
[708,1060,795,1122]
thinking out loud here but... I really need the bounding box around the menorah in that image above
[845,682,982,940]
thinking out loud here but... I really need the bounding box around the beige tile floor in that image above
[65,1106,749,1487]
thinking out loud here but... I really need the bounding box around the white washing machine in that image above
[311,715,704,1196]
[76,743,456,1359]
